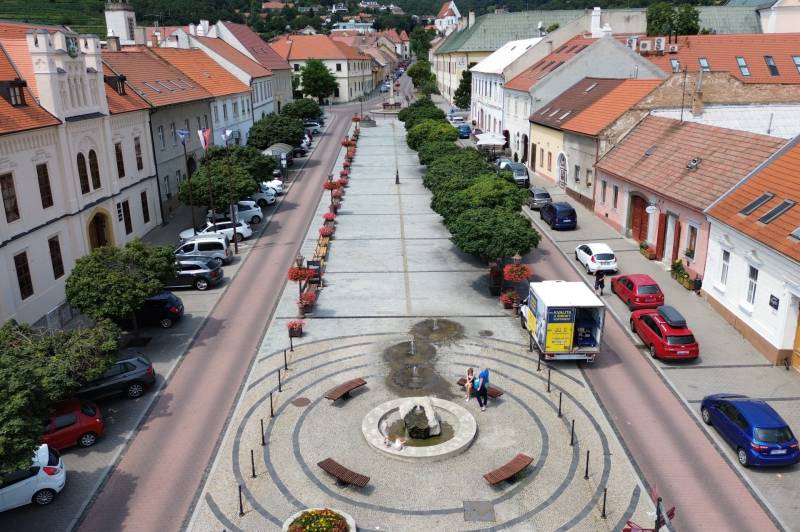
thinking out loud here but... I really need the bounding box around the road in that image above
[75,105,356,532]
[525,208,779,531]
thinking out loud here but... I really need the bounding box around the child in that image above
[464,368,475,402]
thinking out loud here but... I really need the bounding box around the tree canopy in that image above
[281,98,322,121]
[417,140,461,166]
[247,114,305,150]
[179,158,257,208]
[409,26,434,58]
[300,59,339,103]
[646,2,700,36]
[406,119,457,150]
[202,145,275,185]
[453,68,472,111]
[449,208,541,261]
[403,104,446,131]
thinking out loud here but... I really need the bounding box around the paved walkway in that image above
[525,174,800,530]
[188,120,652,531]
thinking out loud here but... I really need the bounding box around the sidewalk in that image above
[525,172,800,529]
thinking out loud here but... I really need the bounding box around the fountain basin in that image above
[362,397,477,461]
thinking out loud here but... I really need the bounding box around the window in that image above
[794,56,800,74]
[170,123,177,146]
[223,104,228,121]
[9,85,25,106]
[204,115,209,129]
[698,57,710,72]
[547,152,552,172]
[759,200,795,224]
[764,56,779,76]
[294,64,300,72]
[196,117,202,132]
[586,168,593,186]
[740,192,774,215]
[14,251,33,299]
[720,249,730,286]
[88,150,101,189]
[233,101,238,117]
[54,413,76,430]
[574,164,581,182]
[686,224,698,259]
[122,200,132,234]
[36,163,53,209]
[214,105,219,122]
[132,136,143,171]
[48,236,64,279]
[612,185,619,209]
[746,265,758,305]
[736,56,750,77]
[0,172,20,222]
[114,142,125,178]
[539,148,544,167]
[157,126,165,150]
[334,87,339,97]
[670,59,680,73]
[77,153,90,193]
[336,63,342,72]
[163,175,170,196]
[141,191,150,224]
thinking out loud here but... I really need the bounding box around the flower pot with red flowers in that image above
[319,226,335,238]
[332,189,343,201]
[330,202,339,214]
[343,160,351,169]
[287,320,305,338]
[503,263,532,283]
[499,290,520,309]
[323,212,336,226]
[283,507,355,532]
[298,291,317,315]
[341,137,350,147]
[352,114,361,123]
[288,267,315,297]
[340,169,349,178]
[337,177,349,188]
[323,180,341,201]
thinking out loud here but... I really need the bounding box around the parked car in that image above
[506,162,530,188]
[41,400,104,451]
[248,186,277,207]
[630,305,699,360]
[0,445,65,511]
[701,394,800,467]
[164,259,223,291]
[174,235,231,266]
[114,291,184,330]
[457,124,471,139]
[262,179,284,195]
[292,145,308,157]
[447,115,465,126]
[179,220,252,243]
[540,201,577,230]
[611,274,664,309]
[575,242,618,273]
[303,121,321,133]
[527,187,552,210]
[380,83,390,93]
[77,355,157,400]
[495,157,513,171]
[207,200,262,225]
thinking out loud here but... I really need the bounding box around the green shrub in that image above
[449,208,541,260]
[423,149,493,191]
[417,141,461,166]
[398,97,437,122]
[404,105,447,131]
[406,119,457,150]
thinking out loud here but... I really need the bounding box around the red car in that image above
[41,400,105,451]
[630,305,699,360]
[611,274,664,309]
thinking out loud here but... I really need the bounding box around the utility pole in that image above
[221,130,239,254]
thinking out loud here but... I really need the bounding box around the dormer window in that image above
[10,85,24,106]
[1,79,27,107]
[104,75,126,96]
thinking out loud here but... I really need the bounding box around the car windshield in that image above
[535,193,551,199]
[594,253,615,261]
[754,426,794,443]
[666,335,695,345]
[637,285,661,294]
[81,403,97,416]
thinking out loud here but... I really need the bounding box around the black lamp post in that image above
[223,131,239,254]
[178,129,197,236]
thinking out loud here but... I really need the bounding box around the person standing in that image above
[474,368,490,412]
[594,269,606,296]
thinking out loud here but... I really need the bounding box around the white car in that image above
[448,115,465,126]
[207,200,262,225]
[0,445,66,511]
[261,179,284,195]
[575,242,618,273]
[248,187,277,207]
[179,220,252,243]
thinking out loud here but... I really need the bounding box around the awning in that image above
[475,132,506,146]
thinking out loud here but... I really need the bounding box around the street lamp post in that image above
[178,129,197,236]
[222,130,239,254]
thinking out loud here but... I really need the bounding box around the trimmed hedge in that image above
[406,120,457,151]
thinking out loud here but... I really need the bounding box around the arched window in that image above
[88,149,101,189]
[77,153,90,194]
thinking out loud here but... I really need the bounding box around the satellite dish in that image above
[645,205,658,215]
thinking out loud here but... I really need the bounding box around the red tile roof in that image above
[504,37,597,92]
[193,36,272,78]
[221,22,291,71]
[707,138,800,261]
[102,63,151,114]
[270,34,371,61]
[0,45,60,135]
[561,79,662,137]
[639,34,800,85]
[0,22,68,98]
[596,116,785,212]
[531,78,623,129]
[379,29,403,44]
[151,48,250,97]
[102,48,213,108]
[436,2,453,18]
[142,26,186,46]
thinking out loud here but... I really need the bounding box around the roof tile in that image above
[270,34,371,61]
[193,36,272,78]
[504,36,596,92]
[561,78,662,136]
[0,45,60,135]
[531,78,623,129]
[151,48,250,97]
[221,22,291,71]
[102,63,151,114]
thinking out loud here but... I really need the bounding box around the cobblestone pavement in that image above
[523,175,800,531]
[188,120,652,531]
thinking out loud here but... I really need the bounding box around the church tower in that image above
[104,1,137,45]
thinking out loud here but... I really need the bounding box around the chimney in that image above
[468,11,475,28]
[151,31,160,48]
[107,35,121,52]
[590,7,602,38]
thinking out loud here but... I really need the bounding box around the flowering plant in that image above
[323,181,340,191]
[499,290,520,306]
[352,114,361,122]
[319,226,335,237]
[298,292,317,307]
[503,263,532,283]
[337,177,349,187]
[323,212,336,222]
[288,508,348,532]
[332,189,343,199]
[286,320,305,331]
[287,267,315,282]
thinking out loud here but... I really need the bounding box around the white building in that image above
[0,24,161,326]
[434,1,461,36]
[703,137,800,368]
[470,38,541,136]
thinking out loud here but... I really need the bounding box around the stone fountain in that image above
[398,397,441,439]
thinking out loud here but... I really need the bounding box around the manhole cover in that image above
[291,397,311,407]
[463,501,495,522]
[478,330,494,337]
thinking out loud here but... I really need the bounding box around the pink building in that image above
[594,116,784,280]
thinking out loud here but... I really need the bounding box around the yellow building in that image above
[529,121,566,184]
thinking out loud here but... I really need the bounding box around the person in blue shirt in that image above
[474,368,490,411]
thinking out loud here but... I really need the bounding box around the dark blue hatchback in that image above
[457,124,471,139]
[701,394,799,467]
[539,201,577,230]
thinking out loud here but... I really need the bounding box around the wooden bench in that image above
[324,378,366,402]
[382,102,401,110]
[484,453,534,485]
[317,458,370,488]
[456,377,505,399]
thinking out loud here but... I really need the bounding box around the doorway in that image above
[630,195,649,242]
[521,134,528,164]
[88,212,111,250]
[662,214,677,266]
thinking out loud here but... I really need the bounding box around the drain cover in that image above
[463,501,495,522]
[291,397,311,407]
[478,330,494,337]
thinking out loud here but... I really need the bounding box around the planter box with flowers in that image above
[322,212,336,226]
[288,266,314,297]
[503,263,532,283]
[297,291,317,316]
[287,320,305,338]
[337,177,349,188]
[499,290,520,309]
[340,169,349,178]
[283,508,355,532]
[639,242,656,260]
[319,225,335,239]
[332,189,344,201]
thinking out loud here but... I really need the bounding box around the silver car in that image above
[174,235,232,266]
[527,187,552,210]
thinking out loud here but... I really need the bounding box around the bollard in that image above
[270,392,274,418]
[529,335,533,352]
[260,418,265,446]
[547,368,551,393]
[601,487,607,519]
[251,449,256,479]
[284,349,288,371]
[395,169,399,184]
[289,335,294,352]
[238,484,244,516]
[558,392,563,418]
[536,354,541,372]
[570,419,575,446]
[584,450,590,480]
[278,369,282,392]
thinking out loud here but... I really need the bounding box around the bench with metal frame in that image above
[323,377,366,402]
[483,453,533,485]
[456,377,504,399]
[317,458,370,488]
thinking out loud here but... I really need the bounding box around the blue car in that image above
[701,394,799,467]
[539,201,577,230]
[457,124,471,139]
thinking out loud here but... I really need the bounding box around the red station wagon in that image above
[611,274,665,309]
[40,400,105,451]
[630,305,699,360]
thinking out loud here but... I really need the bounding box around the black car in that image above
[77,355,156,400]
[292,145,308,157]
[114,291,184,330]
[163,259,223,291]
[540,201,577,230]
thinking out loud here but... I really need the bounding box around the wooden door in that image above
[671,221,681,263]
[630,196,649,242]
[792,304,800,371]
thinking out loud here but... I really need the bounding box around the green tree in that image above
[65,240,175,334]
[407,60,435,89]
[417,141,461,166]
[646,2,675,36]
[674,4,700,36]
[0,320,120,470]
[418,78,440,97]
[449,208,540,261]
[453,69,472,111]
[247,114,305,150]
[406,119,457,150]
[404,104,446,130]
[280,98,322,120]
[300,59,338,103]
[398,97,437,122]
[178,158,257,208]
[409,26,433,58]
[202,145,275,185]
[423,148,493,191]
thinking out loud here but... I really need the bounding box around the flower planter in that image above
[282,508,355,532]
[289,327,303,338]
[640,248,656,260]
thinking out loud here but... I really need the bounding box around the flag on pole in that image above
[198,128,212,152]
[177,128,189,145]
[220,129,233,144]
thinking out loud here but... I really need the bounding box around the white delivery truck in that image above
[519,280,606,362]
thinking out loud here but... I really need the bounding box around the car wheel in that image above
[159,317,174,329]
[32,489,56,506]
[585,263,591,274]
[127,382,145,399]
[234,232,244,243]
[574,252,579,261]
[250,215,262,225]
[79,432,98,447]
[212,257,224,268]
[539,211,544,220]
[701,407,712,425]
[649,344,657,359]
[737,448,749,467]
[257,199,267,208]
[549,220,555,229]
[195,278,209,291]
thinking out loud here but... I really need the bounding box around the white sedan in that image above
[179,220,252,243]
[261,179,283,195]
[575,242,618,273]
